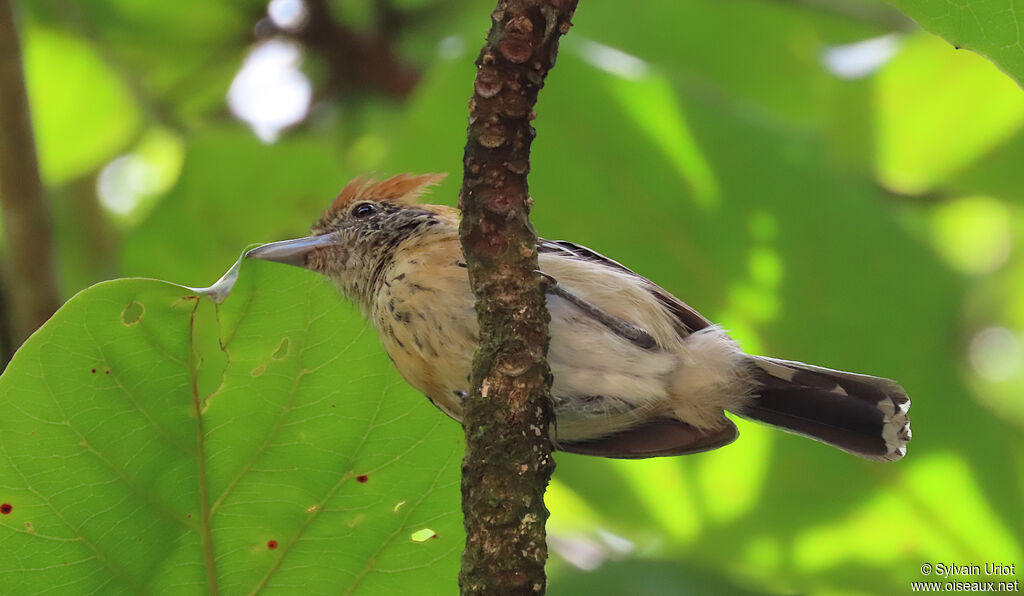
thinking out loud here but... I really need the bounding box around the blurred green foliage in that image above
[1,0,1023,594]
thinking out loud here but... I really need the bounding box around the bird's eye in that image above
[351,202,378,218]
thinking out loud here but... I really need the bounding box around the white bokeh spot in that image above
[228,39,312,143]
[577,38,650,80]
[823,34,902,79]
[268,0,308,30]
[969,326,1023,382]
[97,155,158,216]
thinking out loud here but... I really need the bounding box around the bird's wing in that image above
[538,239,712,335]
[557,417,738,459]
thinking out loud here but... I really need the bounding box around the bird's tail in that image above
[738,356,911,461]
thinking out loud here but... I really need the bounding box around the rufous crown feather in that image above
[330,172,448,212]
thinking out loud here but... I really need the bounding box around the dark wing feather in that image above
[538,239,712,335]
[557,417,738,459]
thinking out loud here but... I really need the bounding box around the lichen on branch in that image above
[456,1,579,595]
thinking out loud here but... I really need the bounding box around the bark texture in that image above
[0,0,61,346]
[457,1,578,594]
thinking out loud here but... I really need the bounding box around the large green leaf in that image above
[0,261,462,594]
[887,0,1024,88]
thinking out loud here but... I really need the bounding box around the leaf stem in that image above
[189,299,220,596]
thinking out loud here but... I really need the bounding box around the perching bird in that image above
[247,173,911,461]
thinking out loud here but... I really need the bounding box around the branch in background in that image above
[0,274,14,369]
[260,0,420,99]
[457,1,578,594]
[0,0,61,346]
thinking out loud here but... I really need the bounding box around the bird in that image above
[247,173,911,461]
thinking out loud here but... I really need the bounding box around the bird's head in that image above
[247,172,451,306]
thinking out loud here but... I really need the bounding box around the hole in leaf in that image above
[393,500,407,513]
[0,503,12,515]
[121,301,145,325]
[267,540,278,550]
[272,337,290,360]
[410,528,437,542]
[356,474,369,483]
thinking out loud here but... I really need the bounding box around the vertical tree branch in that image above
[457,1,577,594]
[0,0,61,345]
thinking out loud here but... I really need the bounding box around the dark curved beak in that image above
[245,235,338,269]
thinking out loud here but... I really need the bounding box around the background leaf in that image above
[23,26,141,185]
